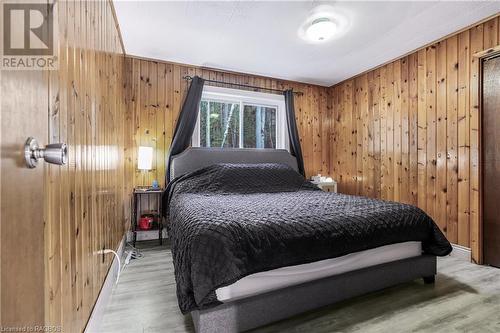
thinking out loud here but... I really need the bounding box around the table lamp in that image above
[138,146,153,171]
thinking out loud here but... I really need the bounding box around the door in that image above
[482,55,500,268]
[0,0,61,326]
[0,70,48,326]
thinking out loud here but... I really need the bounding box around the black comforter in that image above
[165,163,452,313]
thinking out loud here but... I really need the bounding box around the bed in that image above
[164,147,452,333]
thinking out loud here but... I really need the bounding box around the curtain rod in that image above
[183,76,304,96]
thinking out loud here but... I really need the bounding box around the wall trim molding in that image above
[450,243,472,262]
[84,235,126,333]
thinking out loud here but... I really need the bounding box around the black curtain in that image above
[284,90,305,177]
[165,76,205,184]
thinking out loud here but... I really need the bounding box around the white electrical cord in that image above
[96,243,144,285]
[97,249,121,284]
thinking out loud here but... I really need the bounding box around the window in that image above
[192,86,287,150]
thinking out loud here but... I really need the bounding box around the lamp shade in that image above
[138,146,153,170]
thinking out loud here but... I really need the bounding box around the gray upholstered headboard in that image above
[169,147,298,181]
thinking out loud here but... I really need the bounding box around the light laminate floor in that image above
[101,241,500,333]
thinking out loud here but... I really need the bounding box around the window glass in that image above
[243,105,277,148]
[194,87,286,150]
[199,100,240,148]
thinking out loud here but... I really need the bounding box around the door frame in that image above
[475,45,500,264]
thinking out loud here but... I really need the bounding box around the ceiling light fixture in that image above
[306,18,337,42]
[298,6,349,44]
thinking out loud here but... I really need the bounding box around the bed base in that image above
[191,255,436,333]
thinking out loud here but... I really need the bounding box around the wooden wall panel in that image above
[447,36,459,244]
[124,57,332,188]
[436,41,448,233]
[425,45,436,223]
[45,1,127,332]
[329,15,500,262]
[469,23,484,263]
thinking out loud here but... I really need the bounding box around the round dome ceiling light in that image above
[298,6,349,44]
[306,18,337,42]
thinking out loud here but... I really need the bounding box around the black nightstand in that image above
[132,188,163,247]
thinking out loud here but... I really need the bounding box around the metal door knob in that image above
[24,137,68,168]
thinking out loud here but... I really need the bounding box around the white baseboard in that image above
[126,229,168,242]
[85,235,126,333]
[449,243,471,262]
